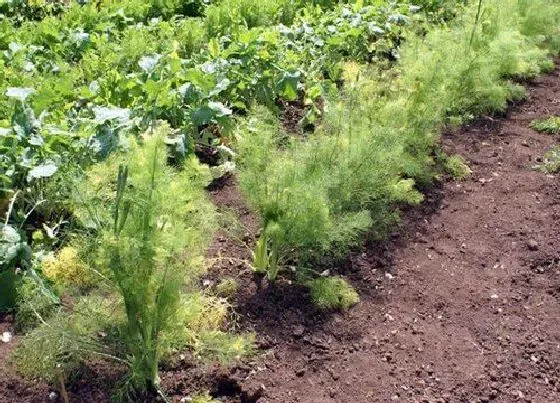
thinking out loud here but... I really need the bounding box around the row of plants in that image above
[235,0,560,291]
[3,0,560,401]
[0,0,438,190]
[0,1,461,400]
[0,0,454,306]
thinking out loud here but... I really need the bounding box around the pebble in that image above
[527,239,539,251]
[385,313,395,322]
[292,325,305,338]
[1,331,12,343]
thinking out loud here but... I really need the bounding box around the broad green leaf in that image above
[27,162,58,181]
[93,107,131,124]
[5,87,34,102]
[277,71,301,101]
[0,269,19,312]
[184,68,216,93]
[208,38,220,58]
[138,54,161,74]
[208,101,232,117]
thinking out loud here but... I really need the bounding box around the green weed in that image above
[215,278,239,299]
[308,277,359,311]
[531,117,560,135]
[443,154,472,180]
[535,147,560,174]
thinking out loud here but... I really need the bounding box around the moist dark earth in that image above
[1,66,560,402]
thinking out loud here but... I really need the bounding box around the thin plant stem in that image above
[4,190,19,225]
[470,0,484,46]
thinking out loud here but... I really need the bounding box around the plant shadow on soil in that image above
[190,171,446,401]
[201,63,560,397]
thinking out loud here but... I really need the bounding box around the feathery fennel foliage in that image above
[12,127,253,399]
[79,129,217,396]
[308,277,359,311]
[236,0,560,290]
[237,99,423,282]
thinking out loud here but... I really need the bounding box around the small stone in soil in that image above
[292,325,305,338]
[1,331,12,343]
[527,239,539,251]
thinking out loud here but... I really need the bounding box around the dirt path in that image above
[1,69,559,403]
[201,68,560,403]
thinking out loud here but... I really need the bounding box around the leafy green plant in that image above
[0,222,32,311]
[530,116,560,135]
[0,92,63,192]
[12,126,252,399]
[84,130,217,397]
[15,274,59,331]
[535,147,560,173]
[308,276,359,310]
[251,222,282,285]
[442,154,472,180]
[214,277,238,299]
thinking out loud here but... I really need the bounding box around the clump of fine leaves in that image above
[443,154,472,180]
[535,147,560,173]
[308,277,359,311]
[530,117,560,135]
[11,127,252,399]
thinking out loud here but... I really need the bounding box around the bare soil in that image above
[1,67,559,402]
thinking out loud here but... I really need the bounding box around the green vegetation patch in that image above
[309,277,359,311]
[443,154,472,180]
[530,117,560,135]
[535,147,560,173]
